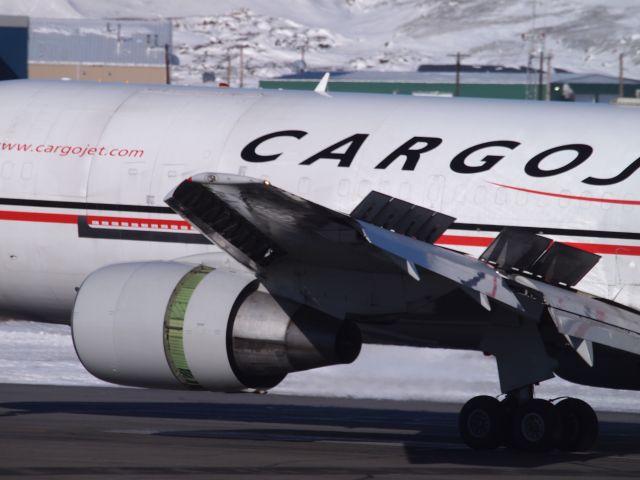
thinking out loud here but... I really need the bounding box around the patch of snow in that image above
[0,320,108,387]
[0,319,637,413]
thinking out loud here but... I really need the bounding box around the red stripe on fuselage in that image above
[2,209,640,255]
[0,210,77,224]
[490,182,640,205]
[0,210,192,230]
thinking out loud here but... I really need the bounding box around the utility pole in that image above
[538,50,544,101]
[523,1,546,101]
[619,53,624,98]
[545,54,552,101]
[447,52,469,97]
[455,52,462,97]
[239,46,244,88]
[164,44,171,85]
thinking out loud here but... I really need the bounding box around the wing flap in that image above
[480,228,552,272]
[351,190,455,243]
[480,227,600,287]
[529,242,600,287]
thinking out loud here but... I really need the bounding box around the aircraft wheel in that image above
[499,396,519,448]
[555,398,598,451]
[459,395,507,450]
[511,399,561,452]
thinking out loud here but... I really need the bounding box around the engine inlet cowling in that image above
[72,261,361,392]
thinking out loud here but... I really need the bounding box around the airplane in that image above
[1,78,640,453]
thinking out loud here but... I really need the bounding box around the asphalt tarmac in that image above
[1,384,639,479]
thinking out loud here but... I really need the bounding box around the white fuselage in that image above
[1,80,640,322]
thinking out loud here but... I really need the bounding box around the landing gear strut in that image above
[459,386,598,452]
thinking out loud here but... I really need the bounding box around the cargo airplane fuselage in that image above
[1,80,639,322]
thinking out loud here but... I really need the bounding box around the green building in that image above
[260,69,640,103]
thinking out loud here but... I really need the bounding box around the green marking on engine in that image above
[163,266,212,387]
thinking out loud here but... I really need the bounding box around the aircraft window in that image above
[516,190,527,206]
[495,186,507,205]
[399,181,411,201]
[338,179,349,197]
[473,185,486,204]
[298,177,310,195]
[424,175,444,210]
[557,189,571,208]
[358,180,372,197]
[1,162,13,179]
[599,192,613,211]
[166,170,178,178]
[21,163,33,180]
[579,191,592,210]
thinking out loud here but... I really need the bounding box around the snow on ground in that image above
[1,0,639,87]
[1,319,638,413]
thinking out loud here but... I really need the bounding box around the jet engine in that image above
[71,261,361,391]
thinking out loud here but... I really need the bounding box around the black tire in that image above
[500,396,519,449]
[459,395,507,450]
[511,399,562,452]
[555,398,598,452]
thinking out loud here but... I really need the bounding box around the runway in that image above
[1,384,639,479]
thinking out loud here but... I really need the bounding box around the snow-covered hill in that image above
[1,0,639,87]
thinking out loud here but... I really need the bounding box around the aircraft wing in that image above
[165,173,524,313]
[165,173,640,360]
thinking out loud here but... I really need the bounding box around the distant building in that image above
[0,15,29,80]
[260,69,640,103]
[417,64,572,74]
[29,18,175,84]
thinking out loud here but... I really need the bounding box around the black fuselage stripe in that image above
[1,198,639,242]
[451,223,640,241]
[0,197,174,214]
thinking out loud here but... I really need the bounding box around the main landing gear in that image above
[458,386,598,452]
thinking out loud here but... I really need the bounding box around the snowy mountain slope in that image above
[1,0,639,86]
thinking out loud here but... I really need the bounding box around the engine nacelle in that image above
[72,262,361,391]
